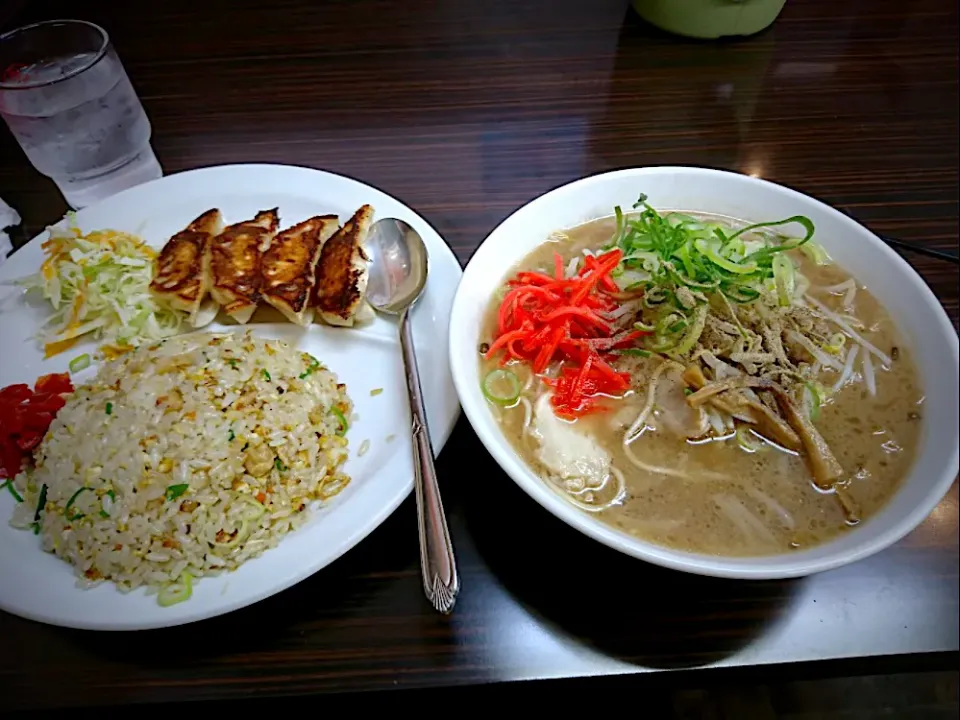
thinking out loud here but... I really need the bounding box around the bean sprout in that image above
[805,293,892,366]
[785,329,844,372]
[862,351,877,397]
[744,487,796,530]
[832,344,860,393]
[821,278,857,307]
[518,396,533,431]
[624,361,679,443]
[713,493,778,546]
[821,279,855,294]
[843,283,857,309]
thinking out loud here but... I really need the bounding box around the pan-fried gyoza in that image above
[150,205,376,328]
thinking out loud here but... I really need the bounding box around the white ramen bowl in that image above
[449,166,959,579]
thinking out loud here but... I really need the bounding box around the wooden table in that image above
[1,0,957,711]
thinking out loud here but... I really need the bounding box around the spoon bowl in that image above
[366,218,429,315]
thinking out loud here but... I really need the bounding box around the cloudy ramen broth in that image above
[479,208,922,556]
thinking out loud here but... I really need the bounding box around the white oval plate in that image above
[450,166,959,579]
[0,164,461,629]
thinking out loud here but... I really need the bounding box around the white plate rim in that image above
[0,163,463,629]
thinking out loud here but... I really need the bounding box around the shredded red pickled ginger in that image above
[485,249,648,418]
[0,373,74,480]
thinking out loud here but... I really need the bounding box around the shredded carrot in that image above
[41,252,61,280]
[43,294,86,358]
[44,337,79,358]
[100,344,133,360]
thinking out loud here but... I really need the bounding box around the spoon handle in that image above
[399,307,459,614]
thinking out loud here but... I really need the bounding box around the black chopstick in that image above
[882,236,960,264]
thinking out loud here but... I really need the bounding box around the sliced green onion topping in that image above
[665,212,700,228]
[237,494,268,520]
[299,357,322,379]
[165,484,189,501]
[101,488,115,517]
[331,407,349,435]
[670,304,708,356]
[800,240,832,265]
[823,333,846,355]
[614,348,652,358]
[34,483,48,522]
[609,195,821,359]
[613,205,626,245]
[65,486,91,520]
[214,521,249,549]
[65,486,89,511]
[1,479,23,503]
[772,254,796,307]
[68,353,91,373]
[643,287,671,306]
[157,571,193,607]
[695,239,758,275]
[734,216,816,260]
[720,282,760,303]
[481,369,522,406]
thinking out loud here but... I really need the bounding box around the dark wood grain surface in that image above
[0,0,957,711]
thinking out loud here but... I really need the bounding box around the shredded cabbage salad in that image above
[18,217,184,358]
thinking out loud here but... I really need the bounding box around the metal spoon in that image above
[365,218,459,614]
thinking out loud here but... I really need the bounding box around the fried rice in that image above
[10,330,352,604]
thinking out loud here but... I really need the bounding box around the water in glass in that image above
[0,22,161,208]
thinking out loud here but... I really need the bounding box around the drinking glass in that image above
[0,20,161,208]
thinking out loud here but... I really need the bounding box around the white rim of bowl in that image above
[450,166,960,579]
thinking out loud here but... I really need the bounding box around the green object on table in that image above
[632,0,787,39]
